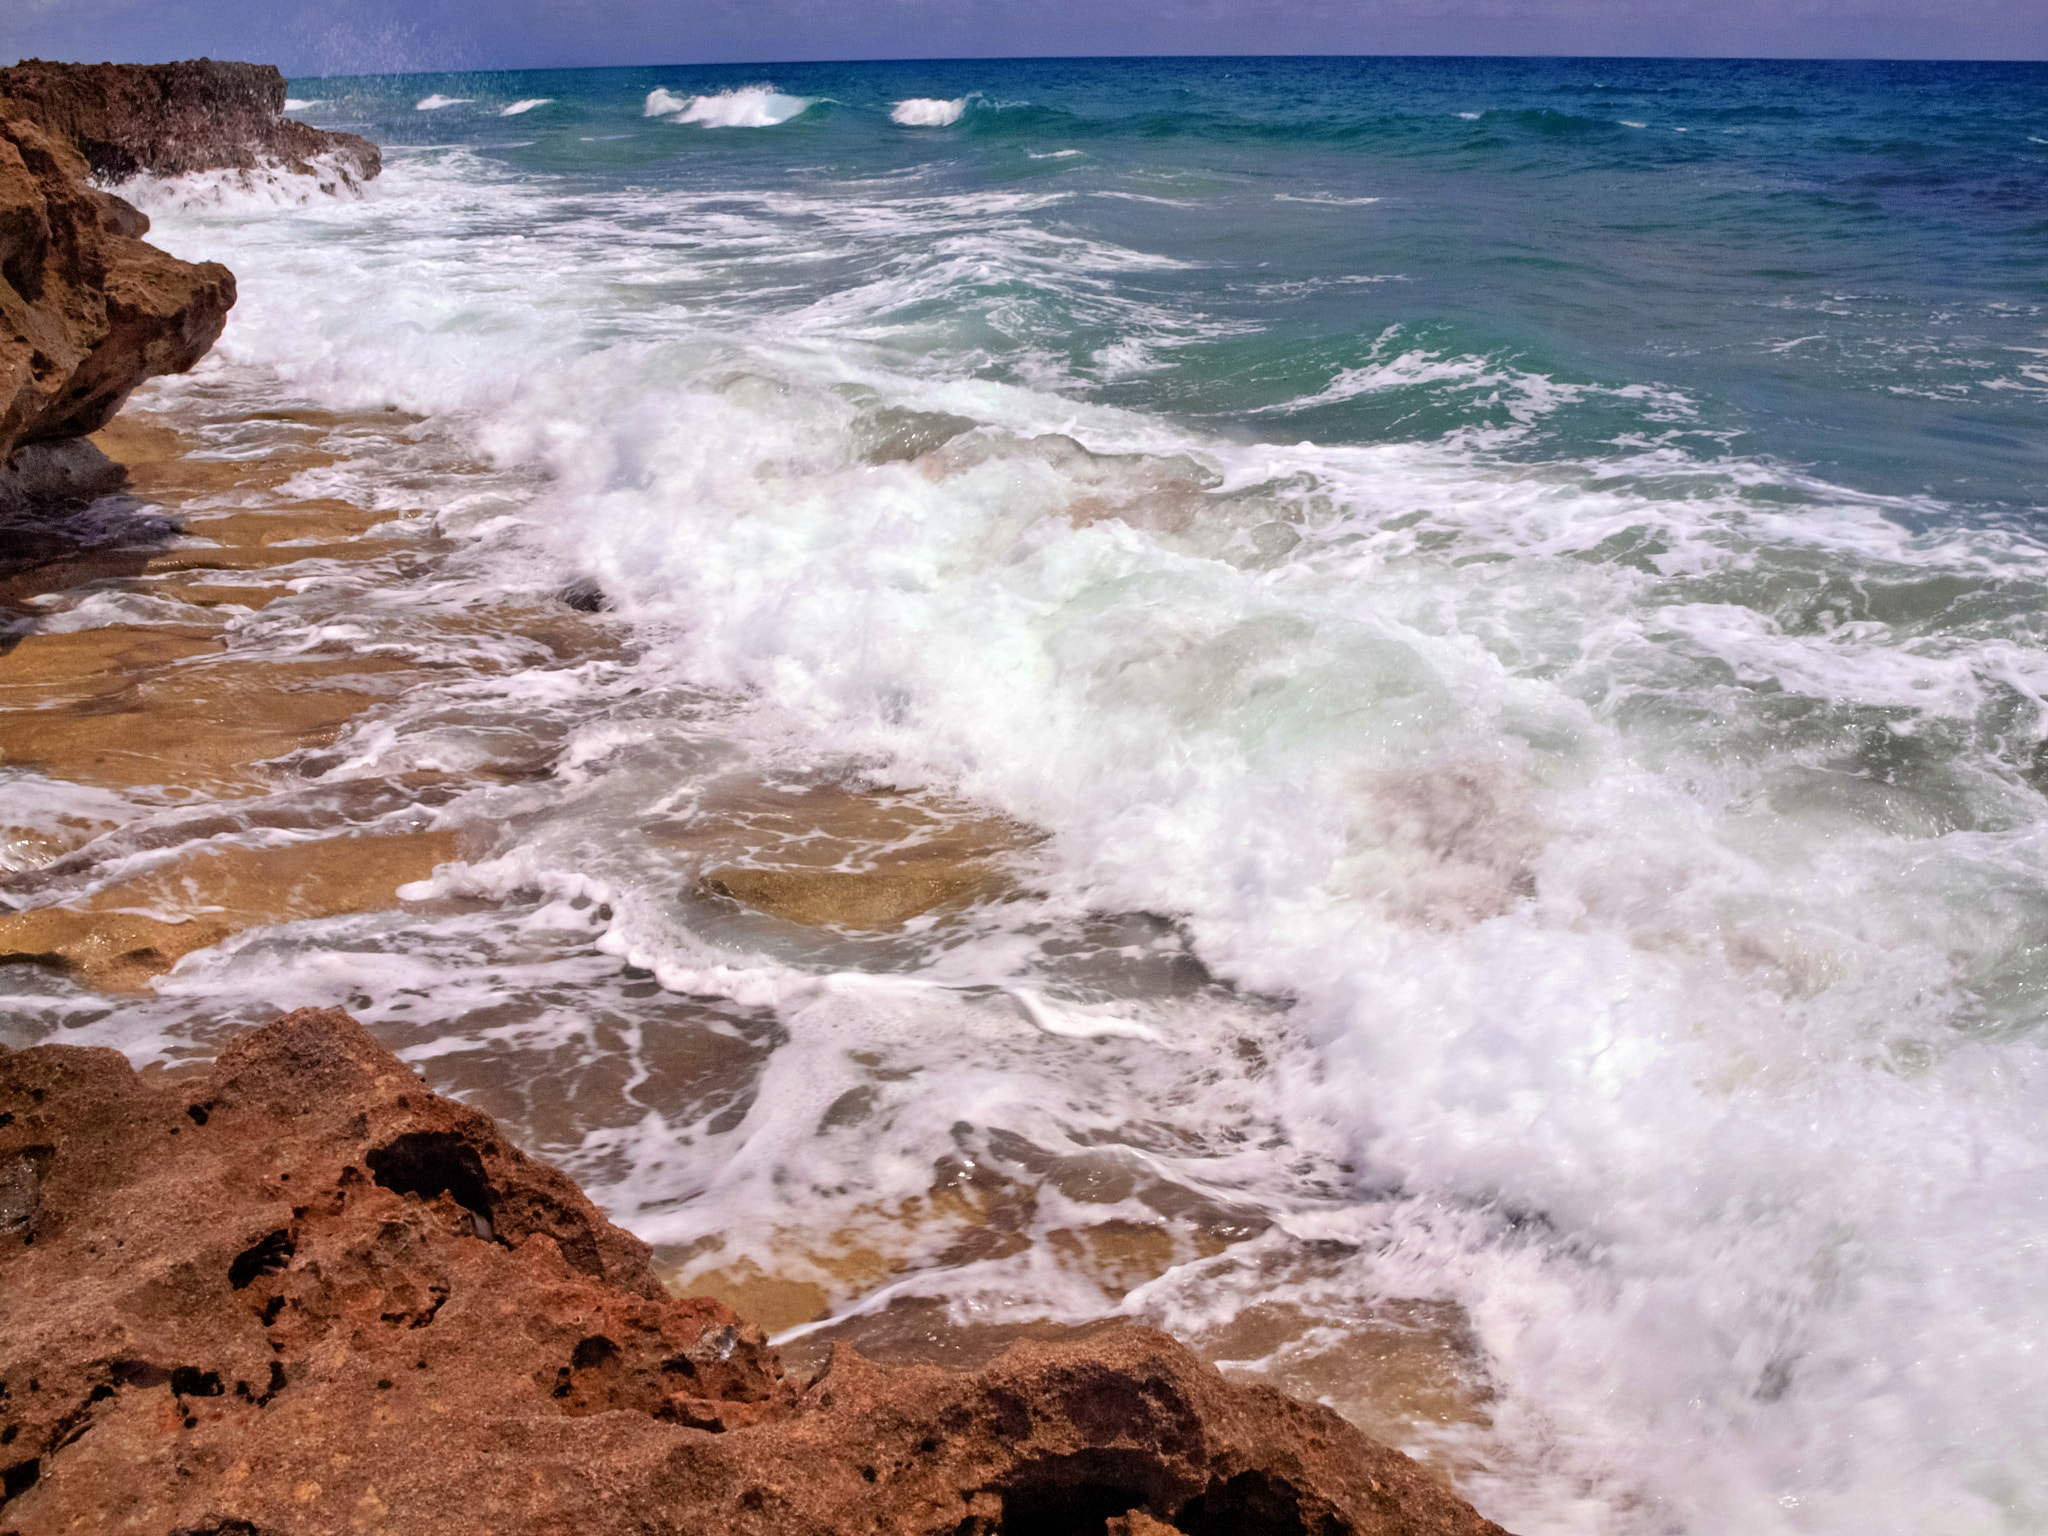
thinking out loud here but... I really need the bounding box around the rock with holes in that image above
[664,1333,1513,1536]
[0,1008,1511,1536]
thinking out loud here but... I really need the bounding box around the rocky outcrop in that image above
[0,59,379,186]
[0,59,387,516]
[0,79,236,513]
[0,1007,1512,1536]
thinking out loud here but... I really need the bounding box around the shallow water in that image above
[6,55,2048,1534]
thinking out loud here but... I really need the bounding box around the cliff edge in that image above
[0,1007,1511,1536]
[0,103,232,485]
[0,60,382,516]
[0,59,379,186]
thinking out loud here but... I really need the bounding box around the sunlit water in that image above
[8,56,2048,1534]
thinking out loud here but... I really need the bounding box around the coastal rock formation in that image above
[1,82,236,508]
[0,831,461,989]
[0,1007,1511,1536]
[684,781,1039,932]
[0,59,380,186]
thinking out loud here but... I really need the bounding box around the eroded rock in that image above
[0,87,235,510]
[671,780,1038,932]
[0,1007,1513,1536]
[0,650,410,793]
[0,59,380,186]
[704,859,1012,930]
[0,831,460,988]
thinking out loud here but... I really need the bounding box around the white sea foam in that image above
[890,96,967,127]
[1254,332,1641,432]
[99,150,2048,1536]
[283,98,321,112]
[114,148,375,209]
[414,94,470,111]
[646,85,811,128]
[500,98,552,116]
[1273,193,1382,206]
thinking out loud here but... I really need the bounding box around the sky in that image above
[4,0,2043,75]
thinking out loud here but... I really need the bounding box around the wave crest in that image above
[645,86,811,128]
[891,97,967,127]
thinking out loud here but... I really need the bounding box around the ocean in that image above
[11,54,2048,1533]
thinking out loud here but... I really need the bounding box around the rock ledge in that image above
[0,1008,1510,1536]
[2,74,249,512]
[0,60,379,186]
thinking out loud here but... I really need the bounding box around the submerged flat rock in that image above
[0,1006,1510,1536]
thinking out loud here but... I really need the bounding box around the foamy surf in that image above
[500,98,552,116]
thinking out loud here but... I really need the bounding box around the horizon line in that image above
[10,51,2048,77]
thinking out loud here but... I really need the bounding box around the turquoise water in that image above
[20,57,2048,1533]
[303,57,2048,513]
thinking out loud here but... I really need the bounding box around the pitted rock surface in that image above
[0,1008,1511,1536]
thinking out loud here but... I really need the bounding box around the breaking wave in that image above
[645,86,812,128]
[891,97,968,127]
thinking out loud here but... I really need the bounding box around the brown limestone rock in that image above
[0,98,234,505]
[0,1007,1512,1536]
[704,859,1012,931]
[0,59,380,186]
[0,907,237,992]
[678,781,1039,932]
[0,830,462,989]
[0,652,406,793]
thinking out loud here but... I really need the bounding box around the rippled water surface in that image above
[7,56,2048,1535]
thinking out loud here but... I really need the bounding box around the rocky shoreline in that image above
[0,60,378,186]
[0,60,1513,1536]
[1,59,375,516]
[0,1007,1507,1536]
